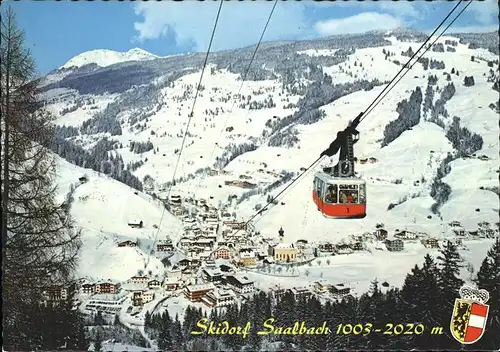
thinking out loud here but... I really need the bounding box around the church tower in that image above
[278,227,284,243]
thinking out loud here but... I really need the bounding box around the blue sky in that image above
[5,0,499,75]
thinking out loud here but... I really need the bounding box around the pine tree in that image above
[2,7,81,350]
[436,241,464,349]
[401,255,441,350]
[94,330,103,352]
[474,239,500,350]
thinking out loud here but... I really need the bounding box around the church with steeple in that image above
[272,227,298,262]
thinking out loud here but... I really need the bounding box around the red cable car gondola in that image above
[312,173,366,218]
[313,112,367,219]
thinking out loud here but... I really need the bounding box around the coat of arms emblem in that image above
[450,284,489,344]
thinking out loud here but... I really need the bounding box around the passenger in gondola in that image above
[346,193,353,203]
[340,191,347,204]
[325,185,337,203]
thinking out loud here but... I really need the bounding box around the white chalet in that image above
[225,274,254,294]
[202,288,236,308]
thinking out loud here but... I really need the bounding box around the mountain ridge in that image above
[41,30,499,281]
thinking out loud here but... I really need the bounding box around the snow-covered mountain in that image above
[43,29,499,281]
[55,155,182,281]
[60,48,160,69]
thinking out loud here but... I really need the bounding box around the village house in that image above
[172,207,187,217]
[295,239,308,249]
[223,220,247,230]
[95,281,119,294]
[369,157,378,163]
[42,283,77,304]
[142,291,155,304]
[81,283,96,295]
[394,230,418,240]
[350,242,364,251]
[225,275,254,294]
[213,246,231,259]
[453,228,467,237]
[148,279,162,289]
[202,267,224,284]
[131,290,155,306]
[270,285,287,299]
[199,250,212,261]
[132,291,143,306]
[239,251,257,266]
[117,240,137,247]
[169,195,182,206]
[193,238,215,249]
[224,180,257,189]
[219,264,234,274]
[130,276,149,285]
[168,267,182,280]
[385,239,404,252]
[336,243,353,254]
[86,293,127,313]
[313,281,331,294]
[184,283,216,302]
[256,250,268,261]
[202,288,237,308]
[179,238,193,248]
[321,243,336,252]
[374,228,388,241]
[289,286,312,299]
[163,279,180,291]
[157,239,174,252]
[127,220,143,229]
[421,238,440,249]
[187,247,205,257]
[177,259,191,268]
[330,283,351,296]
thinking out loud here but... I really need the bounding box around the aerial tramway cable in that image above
[189,0,279,202]
[362,0,473,121]
[145,0,224,268]
[232,0,471,235]
[358,0,466,124]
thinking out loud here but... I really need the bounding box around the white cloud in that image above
[314,12,405,36]
[131,1,498,53]
[373,2,421,19]
[132,1,312,52]
[468,0,499,25]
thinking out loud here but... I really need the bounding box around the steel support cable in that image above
[362,0,473,120]
[233,0,470,236]
[359,0,466,123]
[145,0,224,268]
[189,0,279,202]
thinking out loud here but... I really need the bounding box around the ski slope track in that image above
[55,156,182,282]
[46,29,499,282]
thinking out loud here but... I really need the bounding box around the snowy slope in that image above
[47,31,499,247]
[61,48,159,69]
[54,154,182,281]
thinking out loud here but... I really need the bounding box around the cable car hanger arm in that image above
[320,112,363,177]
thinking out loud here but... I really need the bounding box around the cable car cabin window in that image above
[339,185,359,204]
[324,184,338,204]
[315,178,325,199]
